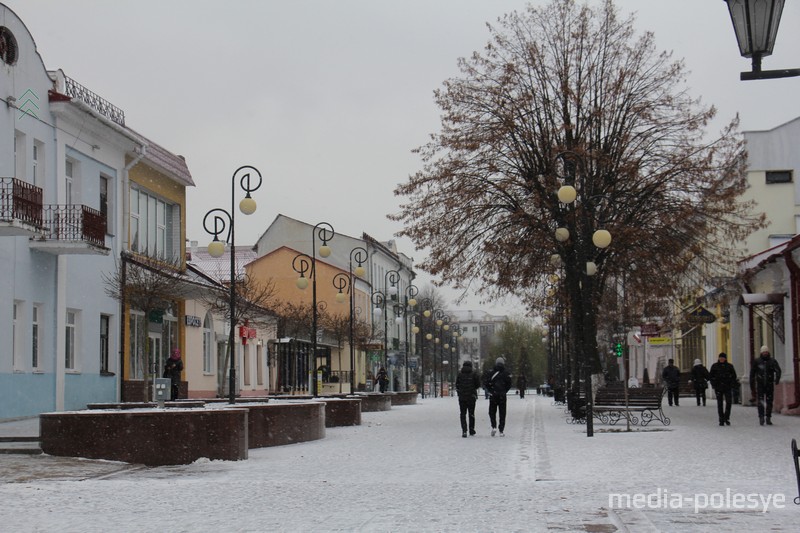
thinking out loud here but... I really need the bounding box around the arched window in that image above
[203,312,214,373]
[0,27,19,65]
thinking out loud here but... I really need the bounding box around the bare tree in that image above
[391,0,765,380]
[200,273,278,396]
[103,253,193,401]
[320,311,350,392]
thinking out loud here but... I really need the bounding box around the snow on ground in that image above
[1,394,799,532]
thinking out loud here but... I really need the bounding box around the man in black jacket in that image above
[482,357,512,437]
[455,360,481,438]
[750,345,782,426]
[661,359,681,406]
[709,352,737,426]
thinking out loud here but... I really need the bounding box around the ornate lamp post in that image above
[383,270,400,379]
[203,165,262,404]
[553,152,613,438]
[371,289,386,387]
[292,222,334,397]
[346,247,368,394]
[723,0,799,80]
[396,285,418,392]
[415,297,433,398]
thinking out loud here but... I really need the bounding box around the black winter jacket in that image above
[709,361,737,392]
[482,364,512,399]
[750,355,781,388]
[661,364,680,389]
[690,364,710,390]
[456,367,481,400]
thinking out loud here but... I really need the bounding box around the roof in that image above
[127,129,195,187]
[190,246,257,284]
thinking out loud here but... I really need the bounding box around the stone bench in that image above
[322,398,362,427]
[40,408,248,466]
[353,393,392,412]
[389,391,418,406]
[245,402,326,448]
[87,401,206,409]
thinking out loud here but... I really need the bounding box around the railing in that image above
[40,204,106,247]
[63,75,125,127]
[0,177,43,226]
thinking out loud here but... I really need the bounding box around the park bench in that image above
[593,385,670,426]
[565,389,587,424]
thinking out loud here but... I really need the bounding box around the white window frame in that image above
[65,310,78,371]
[100,314,111,374]
[13,301,23,371]
[203,312,214,374]
[33,140,45,188]
[130,187,175,260]
[129,311,146,379]
[32,304,41,370]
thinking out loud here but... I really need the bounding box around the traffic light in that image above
[614,342,623,357]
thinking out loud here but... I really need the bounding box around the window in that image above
[0,27,19,65]
[130,187,177,260]
[13,301,22,370]
[33,141,45,187]
[65,311,76,370]
[65,159,74,205]
[99,176,109,228]
[14,131,25,180]
[129,312,146,379]
[766,170,792,184]
[32,305,41,369]
[100,315,110,373]
[203,312,213,373]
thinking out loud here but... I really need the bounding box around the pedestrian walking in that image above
[482,357,512,436]
[163,348,184,401]
[455,360,481,438]
[690,358,710,406]
[516,373,527,399]
[661,358,681,406]
[750,345,781,426]
[709,352,737,426]
[375,367,389,393]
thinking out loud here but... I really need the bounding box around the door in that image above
[148,333,163,382]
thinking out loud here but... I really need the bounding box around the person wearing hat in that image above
[690,358,711,406]
[455,360,481,438]
[709,352,737,426]
[750,345,781,426]
[163,348,184,401]
[482,357,512,436]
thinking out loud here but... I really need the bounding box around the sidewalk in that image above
[1,396,798,531]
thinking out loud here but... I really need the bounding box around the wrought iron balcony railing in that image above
[0,177,44,227]
[63,75,125,127]
[39,204,107,248]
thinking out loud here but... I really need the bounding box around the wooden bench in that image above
[565,389,587,424]
[593,386,670,426]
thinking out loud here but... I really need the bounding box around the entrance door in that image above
[149,333,163,382]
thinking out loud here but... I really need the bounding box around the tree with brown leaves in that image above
[391,0,764,405]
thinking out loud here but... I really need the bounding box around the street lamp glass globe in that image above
[412,326,420,334]
[555,227,570,242]
[207,240,225,258]
[374,306,382,316]
[408,298,417,307]
[444,343,449,349]
[354,265,366,278]
[426,333,433,340]
[586,261,597,276]
[550,254,562,267]
[335,291,346,304]
[296,277,309,290]
[557,185,577,204]
[593,229,612,248]
[423,310,431,318]
[443,324,449,331]
[395,316,403,325]
[319,244,332,258]
[434,338,440,344]
[436,319,443,327]
[388,285,398,296]
[239,196,257,215]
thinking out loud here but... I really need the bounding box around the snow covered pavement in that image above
[1,394,799,532]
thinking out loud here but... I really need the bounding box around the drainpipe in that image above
[783,250,800,409]
[118,145,146,401]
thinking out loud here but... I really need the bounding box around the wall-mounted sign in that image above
[185,315,201,327]
[686,306,716,324]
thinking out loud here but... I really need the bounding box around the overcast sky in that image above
[6,0,800,315]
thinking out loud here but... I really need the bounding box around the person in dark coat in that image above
[516,374,527,399]
[163,348,184,401]
[482,357,512,436]
[455,360,481,437]
[690,358,710,406]
[709,352,737,426]
[375,367,389,393]
[661,358,681,406]
[750,345,781,426]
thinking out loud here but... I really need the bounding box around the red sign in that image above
[640,323,659,337]
[239,326,257,344]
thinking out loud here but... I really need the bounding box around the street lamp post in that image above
[203,166,262,404]
[553,152,613,438]
[383,270,400,383]
[723,0,800,80]
[347,247,368,394]
[371,290,386,388]
[416,298,433,398]
[401,285,418,391]
[292,222,334,398]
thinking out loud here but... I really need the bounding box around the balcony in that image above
[0,177,44,236]
[29,204,109,255]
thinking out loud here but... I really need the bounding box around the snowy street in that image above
[1,394,799,532]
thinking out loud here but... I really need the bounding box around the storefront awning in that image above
[739,293,785,305]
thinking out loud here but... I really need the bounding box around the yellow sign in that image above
[647,337,672,345]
